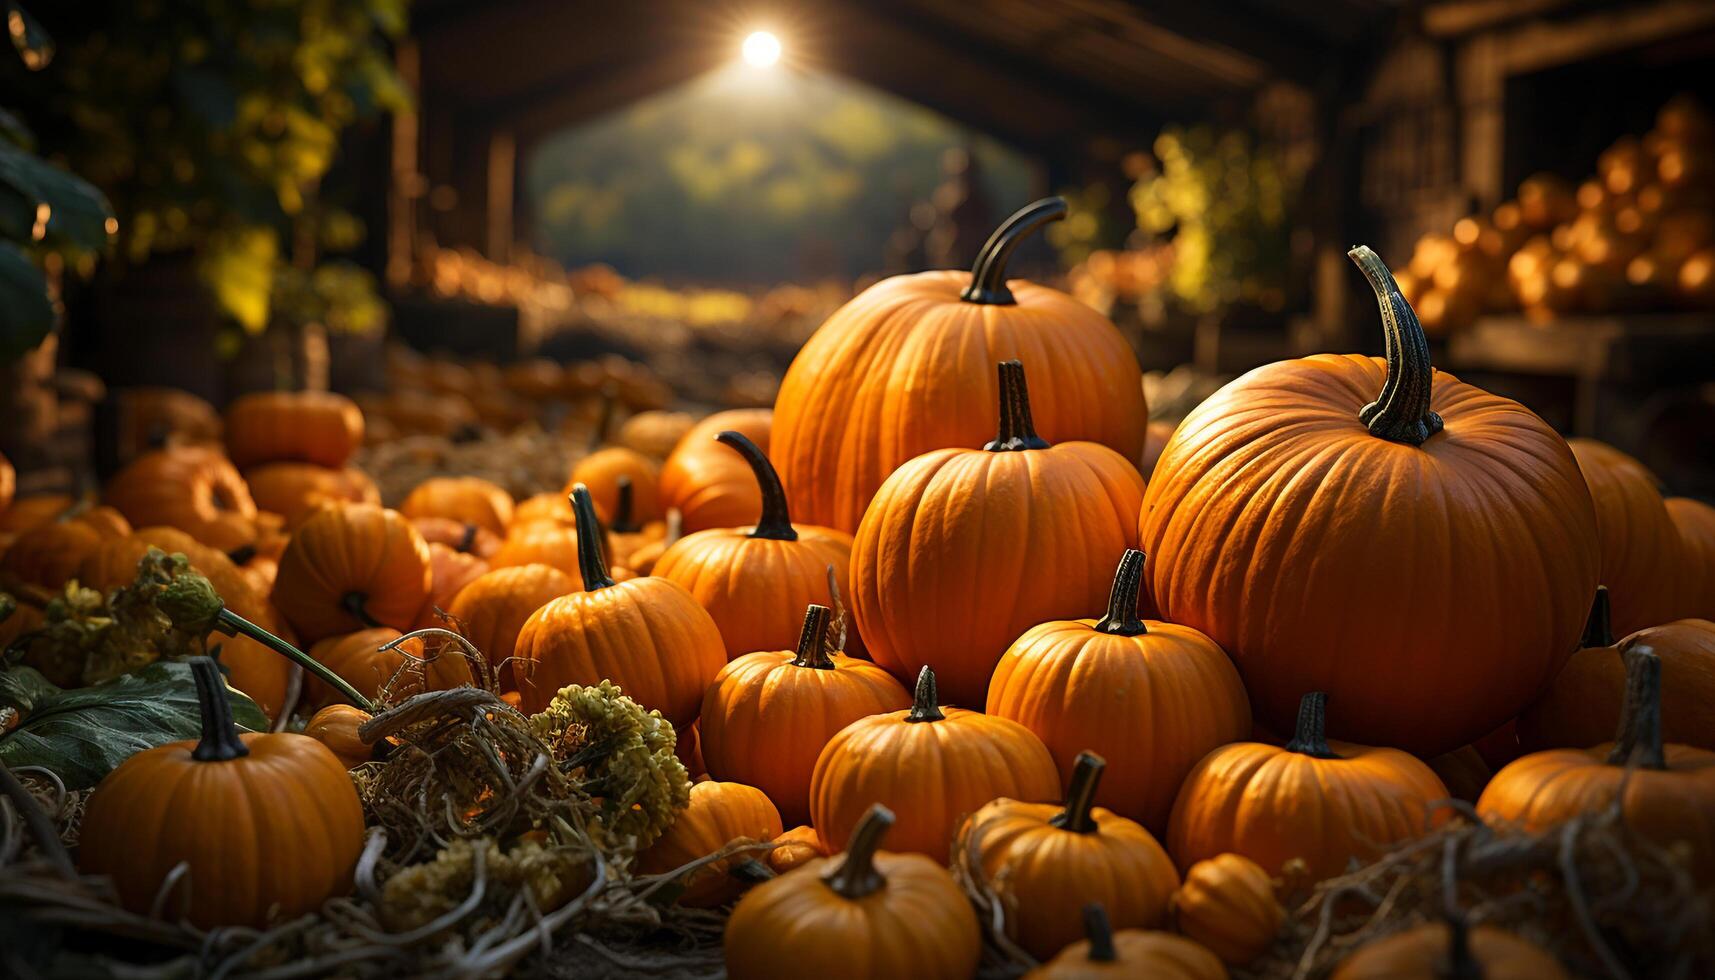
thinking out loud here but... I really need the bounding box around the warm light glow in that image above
[741,30,781,68]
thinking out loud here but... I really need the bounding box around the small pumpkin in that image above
[570,447,662,526]
[624,508,682,575]
[617,409,694,459]
[304,704,375,768]
[987,549,1250,831]
[489,518,600,587]
[0,508,130,589]
[725,804,981,980]
[1330,917,1568,980]
[409,515,502,559]
[510,491,575,528]
[1568,439,1683,635]
[443,564,575,691]
[1171,853,1283,966]
[271,503,432,642]
[852,359,1146,706]
[810,665,1060,862]
[414,543,490,629]
[305,627,473,709]
[1025,905,1226,980]
[1478,647,1715,877]
[1167,691,1450,880]
[77,658,365,928]
[1667,495,1715,619]
[244,462,379,526]
[0,493,72,533]
[400,476,514,535]
[224,390,364,468]
[955,751,1180,960]
[511,485,726,726]
[699,604,911,826]
[768,824,825,875]
[636,780,784,907]
[1424,744,1493,804]
[104,446,260,551]
[599,476,664,566]
[659,408,772,532]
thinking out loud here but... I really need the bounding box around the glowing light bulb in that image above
[742,31,781,69]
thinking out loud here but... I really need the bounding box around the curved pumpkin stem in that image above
[1349,246,1444,447]
[961,197,1067,305]
[1581,586,1613,649]
[189,657,250,762]
[790,604,835,670]
[716,430,798,542]
[212,606,372,710]
[1082,903,1118,963]
[905,665,945,723]
[1094,550,1148,636]
[1050,751,1106,834]
[569,484,617,590]
[984,360,1050,452]
[1284,691,1341,759]
[823,803,894,899]
[340,591,383,630]
[611,475,641,534]
[1606,646,1666,770]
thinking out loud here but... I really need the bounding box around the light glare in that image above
[742,30,781,68]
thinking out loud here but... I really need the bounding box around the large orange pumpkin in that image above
[772,197,1146,534]
[400,476,514,535]
[654,431,859,659]
[699,604,911,826]
[244,463,378,526]
[987,549,1250,832]
[511,485,726,726]
[224,390,364,468]
[443,563,574,689]
[271,504,432,642]
[851,359,1146,706]
[635,780,783,907]
[1139,247,1599,755]
[659,409,771,532]
[1668,495,1715,619]
[1568,438,1683,635]
[104,446,260,551]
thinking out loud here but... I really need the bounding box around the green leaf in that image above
[0,661,269,789]
[0,240,52,360]
[0,141,113,251]
[4,2,53,70]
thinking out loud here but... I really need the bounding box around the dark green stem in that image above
[1581,586,1613,648]
[1436,913,1483,980]
[189,656,250,761]
[341,591,382,629]
[790,604,835,670]
[716,430,797,541]
[1349,246,1443,446]
[960,197,1067,305]
[1284,692,1341,759]
[905,666,944,723]
[213,606,371,710]
[1606,647,1667,770]
[983,360,1050,452]
[822,803,894,899]
[1083,904,1117,962]
[611,476,641,533]
[1094,550,1148,636]
[569,484,617,589]
[456,522,479,554]
[1050,752,1106,834]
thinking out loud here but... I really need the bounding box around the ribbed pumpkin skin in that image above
[488,521,593,587]
[244,463,378,527]
[958,798,1179,959]
[987,618,1250,832]
[444,564,575,689]
[659,409,771,533]
[304,704,374,768]
[306,627,472,708]
[410,515,502,559]
[809,707,1060,862]
[78,731,364,929]
[400,476,514,535]
[104,446,260,551]
[570,447,662,523]
[1027,930,1227,980]
[1140,355,1599,755]
[271,504,432,642]
[772,272,1146,534]
[1172,853,1283,966]
[852,442,1143,707]
[655,528,857,660]
[700,648,910,826]
[1329,924,1570,980]
[415,544,490,629]
[1668,496,1715,620]
[1569,439,1683,635]
[225,390,364,468]
[1,519,107,588]
[636,781,783,907]
[511,576,726,728]
[1517,619,1715,752]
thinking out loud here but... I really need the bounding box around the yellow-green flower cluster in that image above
[379,837,592,934]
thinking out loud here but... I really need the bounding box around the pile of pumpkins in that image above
[3,198,1713,979]
[1396,95,1715,333]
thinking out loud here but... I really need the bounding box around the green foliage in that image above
[272,260,388,335]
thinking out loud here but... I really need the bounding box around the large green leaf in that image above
[0,141,113,251]
[0,240,52,359]
[0,661,269,789]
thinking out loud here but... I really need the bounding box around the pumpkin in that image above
[1668,496,1715,619]
[271,504,432,642]
[1171,853,1283,966]
[1424,744,1493,803]
[409,515,502,559]
[244,463,378,526]
[655,432,860,659]
[1330,918,1568,980]
[442,563,573,691]
[77,658,364,928]
[488,518,602,587]
[676,721,706,778]
[1518,589,1715,752]
[1567,439,1683,635]
[304,704,375,768]
[810,665,1059,861]
[773,198,1147,534]
[1167,691,1450,880]
[415,543,489,629]
[224,390,364,468]
[400,476,514,535]
[987,549,1250,831]
[1025,906,1226,980]
[725,804,981,980]
[0,449,12,514]
[617,409,694,459]
[511,485,726,726]
[511,491,575,528]
[1478,647,1715,876]
[955,751,1179,959]
[636,780,784,907]
[570,447,662,525]
[852,359,1146,706]
[305,627,472,709]
[1139,247,1599,756]
[0,509,127,589]
[699,604,911,826]
[624,508,682,575]
[0,493,72,533]
[659,408,772,532]
[104,446,261,551]
[597,476,663,566]
[768,824,825,874]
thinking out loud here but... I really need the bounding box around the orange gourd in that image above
[488,517,600,587]
[767,824,825,874]
[271,504,432,642]
[244,463,378,526]
[104,446,260,551]
[1568,438,1683,635]
[415,543,490,629]
[570,447,662,525]
[1330,918,1568,980]
[659,408,771,532]
[304,704,375,768]
[1,508,130,589]
[1025,906,1226,980]
[400,476,514,535]
[617,410,694,459]
[305,627,472,709]
[636,780,784,907]
[443,564,574,689]
[409,515,502,559]
[1668,495,1715,619]
[1171,853,1283,966]
[224,390,364,468]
